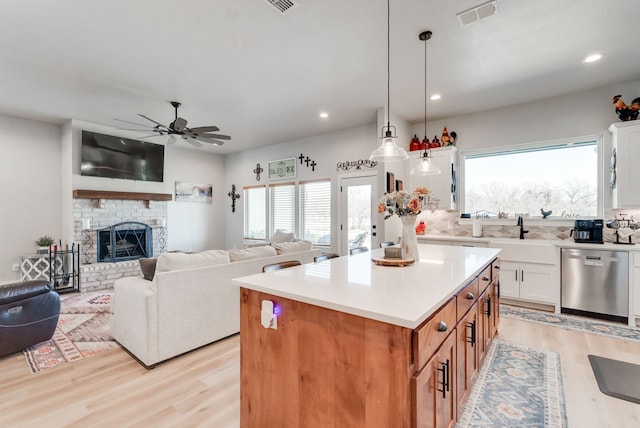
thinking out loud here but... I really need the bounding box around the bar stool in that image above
[349,247,369,255]
[262,260,302,272]
[314,253,340,262]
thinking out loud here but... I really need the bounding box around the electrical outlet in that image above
[11,263,19,272]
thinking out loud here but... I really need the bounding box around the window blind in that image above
[299,179,331,244]
[269,183,295,235]
[244,186,266,239]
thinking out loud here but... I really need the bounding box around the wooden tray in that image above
[371,256,415,267]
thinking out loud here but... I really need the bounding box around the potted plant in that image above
[35,236,55,254]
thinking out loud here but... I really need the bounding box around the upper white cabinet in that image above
[609,121,640,208]
[406,146,458,210]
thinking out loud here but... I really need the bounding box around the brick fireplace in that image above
[72,191,170,291]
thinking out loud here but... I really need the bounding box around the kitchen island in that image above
[235,244,501,427]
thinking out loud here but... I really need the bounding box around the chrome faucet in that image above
[517,216,528,239]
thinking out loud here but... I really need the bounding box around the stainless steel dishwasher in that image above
[561,248,629,323]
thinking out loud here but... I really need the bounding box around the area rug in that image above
[458,339,567,427]
[23,290,118,373]
[500,304,640,342]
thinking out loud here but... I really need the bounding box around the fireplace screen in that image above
[96,221,153,262]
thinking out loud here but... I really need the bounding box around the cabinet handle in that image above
[485,296,492,317]
[515,270,518,282]
[494,264,500,270]
[482,275,490,282]
[496,281,500,299]
[437,359,450,398]
[521,270,524,282]
[467,320,476,347]
[466,292,474,300]
[437,321,448,332]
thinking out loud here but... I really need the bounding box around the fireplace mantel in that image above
[72,190,173,202]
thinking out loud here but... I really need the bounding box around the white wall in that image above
[165,145,226,251]
[224,123,379,251]
[0,115,61,283]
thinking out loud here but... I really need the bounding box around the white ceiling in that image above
[0,0,638,154]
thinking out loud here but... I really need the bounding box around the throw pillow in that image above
[270,240,312,254]
[228,245,278,262]
[156,249,231,272]
[139,257,157,281]
[271,229,296,243]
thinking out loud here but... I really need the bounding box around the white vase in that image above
[400,215,420,261]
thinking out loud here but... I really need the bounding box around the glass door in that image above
[338,174,378,255]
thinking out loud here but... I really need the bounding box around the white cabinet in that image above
[488,240,559,310]
[609,121,640,208]
[499,261,556,304]
[406,146,457,210]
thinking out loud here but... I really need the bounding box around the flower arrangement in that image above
[377,186,440,219]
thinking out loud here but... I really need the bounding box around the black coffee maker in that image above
[571,219,604,243]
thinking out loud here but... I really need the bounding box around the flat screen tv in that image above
[80,131,164,182]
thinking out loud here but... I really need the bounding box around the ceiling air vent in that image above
[264,0,299,14]
[456,0,498,26]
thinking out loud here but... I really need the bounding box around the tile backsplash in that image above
[416,209,640,243]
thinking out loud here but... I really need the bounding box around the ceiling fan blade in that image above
[135,133,165,139]
[138,113,167,128]
[188,126,220,133]
[195,133,231,140]
[114,118,156,128]
[195,138,225,146]
[187,139,203,147]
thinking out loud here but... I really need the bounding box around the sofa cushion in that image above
[271,230,296,243]
[139,258,157,281]
[228,245,278,262]
[271,240,313,254]
[156,250,230,272]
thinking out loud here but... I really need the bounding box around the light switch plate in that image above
[261,300,277,329]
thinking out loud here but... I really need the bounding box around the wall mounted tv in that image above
[80,131,165,182]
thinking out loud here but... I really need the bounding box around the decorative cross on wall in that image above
[227,184,240,213]
[253,163,264,181]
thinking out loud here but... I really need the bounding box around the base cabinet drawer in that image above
[413,297,457,370]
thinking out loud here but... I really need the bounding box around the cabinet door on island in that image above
[413,332,457,428]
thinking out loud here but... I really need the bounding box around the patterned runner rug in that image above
[23,290,118,373]
[500,304,640,342]
[458,339,567,427]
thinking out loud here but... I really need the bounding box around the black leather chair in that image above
[0,280,60,357]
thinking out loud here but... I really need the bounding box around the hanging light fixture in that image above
[411,30,441,176]
[369,0,409,163]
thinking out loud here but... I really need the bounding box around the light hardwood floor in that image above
[1,316,639,427]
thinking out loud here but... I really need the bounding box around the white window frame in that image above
[459,135,603,218]
[243,185,266,240]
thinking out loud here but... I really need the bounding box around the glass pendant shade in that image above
[410,152,441,175]
[370,129,409,162]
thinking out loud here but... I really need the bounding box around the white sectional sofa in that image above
[109,242,321,367]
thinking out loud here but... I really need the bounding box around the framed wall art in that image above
[175,181,213,203]
[268,158,296,180]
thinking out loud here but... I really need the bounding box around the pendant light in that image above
[369,0,409,163]
[410,30,441,176]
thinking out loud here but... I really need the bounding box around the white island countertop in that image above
[233,244,501,329]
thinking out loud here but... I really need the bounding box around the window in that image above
[299,179,331,245]
[463,138,599,217]
[269,182,295,235]
[244,185,266,239]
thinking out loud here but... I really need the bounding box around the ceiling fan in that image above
[115,101,231,147]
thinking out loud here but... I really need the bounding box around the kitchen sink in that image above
[488,239,557,264]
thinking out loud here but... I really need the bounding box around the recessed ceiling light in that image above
[584,53,603,63]
[430,94,441,101]
[319,112,329,118]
